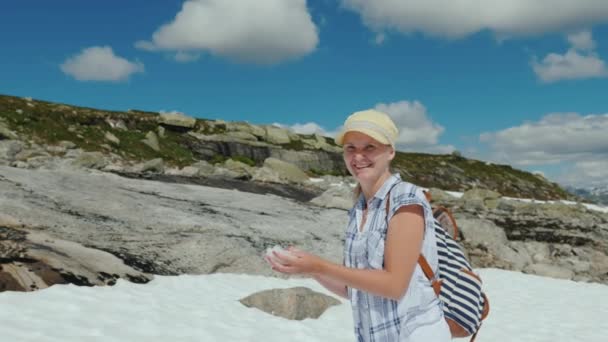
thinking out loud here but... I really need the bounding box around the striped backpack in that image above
[387,187,490,341]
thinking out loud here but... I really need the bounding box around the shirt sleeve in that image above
[386,183,434,233]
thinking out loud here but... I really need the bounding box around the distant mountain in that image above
[566,185,608,205]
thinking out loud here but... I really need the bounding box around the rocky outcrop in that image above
[0,225,150,292]
[159,112,196,129]
[0,165,345,292]
[239,287,341,320]
[431,190,608,283]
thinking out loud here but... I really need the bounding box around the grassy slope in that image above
[0,94,572,200]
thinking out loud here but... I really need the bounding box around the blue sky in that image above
[2,0,608,188]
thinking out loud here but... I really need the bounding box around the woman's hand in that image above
[265,247,325,276]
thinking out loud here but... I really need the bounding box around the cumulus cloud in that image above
[532,31,608,82]
[136,0,318,65]
[480,113,608,186]
[340,0,608,38]
[373,101,454,153]
[273,122,336,138]
[567,30,595,51]
[60,46,144,82]
[557,160,608,187]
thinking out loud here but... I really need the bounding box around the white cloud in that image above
[480,113,608,186]
[340,0,608,38]
[273,122,336,138]
[567,30,595,51]
[555,160,608,188]
[136,0,318,65]
[374,100,453,153]
[174,51,201,63]
[60,46,144,82]
[532,49,608,82]
[532,31,608,82]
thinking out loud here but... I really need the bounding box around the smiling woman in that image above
[266,109,450,342]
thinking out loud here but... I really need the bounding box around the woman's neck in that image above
[360,171,392,203]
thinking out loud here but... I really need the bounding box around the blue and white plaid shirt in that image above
[344,174,444,342]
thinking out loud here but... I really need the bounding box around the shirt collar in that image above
[373,173,401,201]
[355,173,401,208]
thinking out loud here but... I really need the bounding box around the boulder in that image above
[159,112,196,129]
[0,226,151,292]
[264,126,291,145]
[105,118,127,131]
[262,158,309,184]
[105,132,120,145]
[0,140,24,161]
[460,188,502,210]
[523,263,574,280]
[71,152,108,170]
[59,141,77,149]
[310,185,354,210]
[0,121,18,139]
[222,159,254,179]
[239,287,341,320]
[140,158,164,173]
[142,131,160,152]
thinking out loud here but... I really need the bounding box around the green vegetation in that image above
[0,94,196,167]
[230,155,256,167]
[279,139,305,151]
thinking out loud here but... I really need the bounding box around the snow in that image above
[1,269,606,341]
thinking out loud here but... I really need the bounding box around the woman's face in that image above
[342,131,395,183]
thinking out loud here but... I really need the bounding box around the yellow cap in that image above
[335,109,398,147]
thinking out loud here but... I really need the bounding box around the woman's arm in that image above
[312,274,348,299]
[269,204,425,301]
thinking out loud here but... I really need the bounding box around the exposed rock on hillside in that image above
[0,93,573,201]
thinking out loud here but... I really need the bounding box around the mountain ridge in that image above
[0,93,576,201]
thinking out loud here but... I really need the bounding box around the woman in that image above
[266,109,450,341]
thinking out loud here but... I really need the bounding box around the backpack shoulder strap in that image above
[385,186,442,296]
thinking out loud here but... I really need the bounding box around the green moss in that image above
[230,155,256,167]
[209,154,226,165]
[280,139,305,151]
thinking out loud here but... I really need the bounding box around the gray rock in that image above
[0,140,25,161]
[0,121,18,139]
[239,287,341,320]
[262,157,309,184]
[310,185,354,210]
[461,188,502,208]
[105,118,127,131]
[251,166,283,183]
[105,132,120,145]
[222,159,254,178]
[225,131,258,141]
[523,263,574,280]
[142,131,160,152]
[264,126,291,145]
[0,226,150,292]
[140,158,164,173]
[191,160,216,177]
[159,112,196,129]
[0,165,346,278]
[71,152,108,169]
[157,125,166,138]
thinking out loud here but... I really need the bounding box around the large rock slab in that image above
[239,287,341,320]
[0,225,150,292]
[0,165,346,279]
